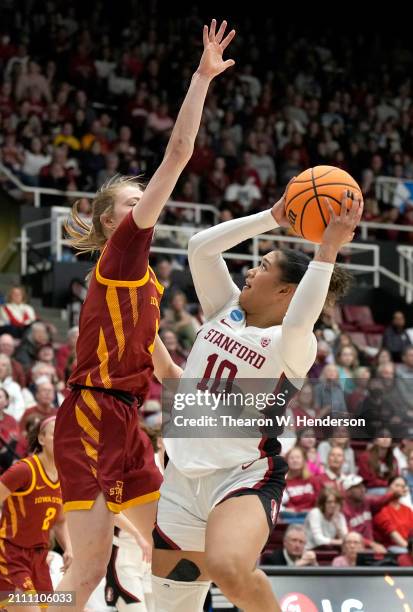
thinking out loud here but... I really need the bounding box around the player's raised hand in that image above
[323,190,364,248]
[197,19,236,80]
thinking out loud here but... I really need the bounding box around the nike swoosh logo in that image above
[220,318,232,329]
[35,485,46,490]
[241,460,257,470]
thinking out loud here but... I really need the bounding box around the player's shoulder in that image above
[207,297,244,324]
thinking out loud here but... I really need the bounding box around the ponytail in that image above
[65,175,145,255]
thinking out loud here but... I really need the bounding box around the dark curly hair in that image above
[277,248,353,305]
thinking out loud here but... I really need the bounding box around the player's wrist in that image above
[315,241,339,263]
[193,69,213,85]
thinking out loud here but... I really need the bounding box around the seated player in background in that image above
[0,416,72,611]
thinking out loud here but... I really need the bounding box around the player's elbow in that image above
[167,136,194,164]
[187,231,206,264]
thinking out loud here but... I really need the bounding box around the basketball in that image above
[285,166,362,243]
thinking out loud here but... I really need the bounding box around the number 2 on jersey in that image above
[42,507,57,531]
[197,353,238,393]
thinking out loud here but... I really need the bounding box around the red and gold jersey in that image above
[0,454,62,549]
[69,212,164,397]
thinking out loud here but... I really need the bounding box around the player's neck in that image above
[37,452,58,481]
[246,312,281,328]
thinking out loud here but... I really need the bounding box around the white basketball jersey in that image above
[164,298,317,477]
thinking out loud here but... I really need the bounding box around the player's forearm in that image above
[188,210,278,261]
[54,521,72,554]
[390,530,407,547]
[165,71,211,160]
[114,512,140,539]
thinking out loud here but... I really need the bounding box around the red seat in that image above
[334,306,357,331]
[343,305,385,333]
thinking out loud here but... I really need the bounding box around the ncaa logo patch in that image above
[261,336,271,348]
[230,309,244,322]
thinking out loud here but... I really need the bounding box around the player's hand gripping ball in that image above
[285,165,362,243]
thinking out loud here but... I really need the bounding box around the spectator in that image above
[29,363,63,401]
[304,488,348,549]
[14,322,50,371]
[154,258,181,311]
[21,137,51,186]
[163,291,200,351]
[313,446,347,496]
[224,168,262,212]
[20,381,58,433]
[396,347,413,406]
[0,333,26,387]
[261,524,318,566]
[375,348,394,368]
[346,367,371,413]
[0,388,23,473]
[0,354,25,422]
[56,327,79,381]
[296,428,324,477]
[0,286,36,339]
[205,157,230,205]
[314,365,347,417]
[342,474,391,553]
[158,330,187,368]
[332,532,364,567]
[382,311,412,362]
[250,141,276,186]
[397,346,413,379]
[281,447,317,520]
[96,153,119,187]
[318,428,357,476]
[308,340,333,379]
[285,382,318,424]
[373,476,413,552]
[394,439,413,473]
[403,449,413,500]
[336,345,359,393]
[15,61,52,102]
[358,437,399,494]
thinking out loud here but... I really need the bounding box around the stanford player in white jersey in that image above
[151,186,363,612]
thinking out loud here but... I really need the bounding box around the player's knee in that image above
[77,560,107,589]
[206,553,248,598]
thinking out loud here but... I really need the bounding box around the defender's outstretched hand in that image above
[197,19,236,80]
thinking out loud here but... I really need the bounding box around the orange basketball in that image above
[285,166,362,243]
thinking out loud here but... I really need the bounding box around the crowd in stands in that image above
[1,2,413,572]
[0,3,413,241]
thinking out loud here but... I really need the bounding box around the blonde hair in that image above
[65,175,144,255]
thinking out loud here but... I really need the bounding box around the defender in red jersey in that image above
[53,19,236,611]
[0,417,72,609]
